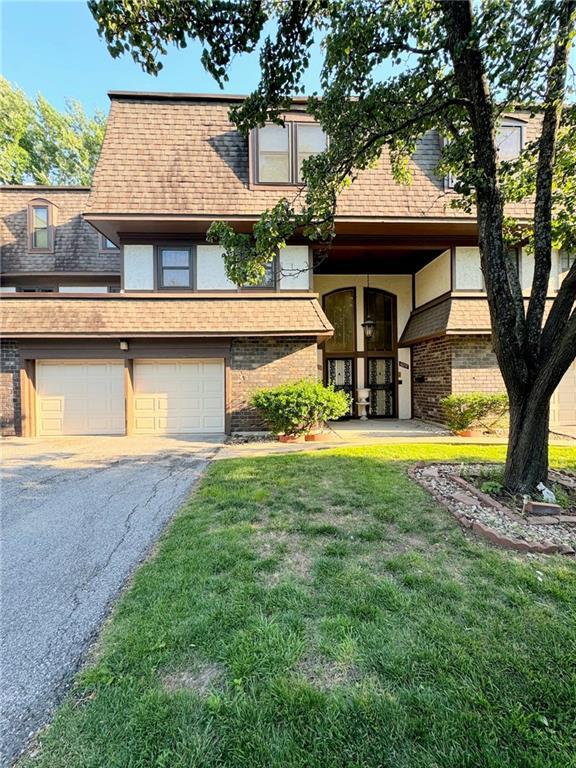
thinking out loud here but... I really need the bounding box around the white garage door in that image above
[36,361,125,436]
[552,361,576,426]
[133,359,225,434]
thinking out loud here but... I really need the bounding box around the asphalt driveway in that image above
[0,435,221,766]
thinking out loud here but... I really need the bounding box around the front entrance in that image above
[322,286,397,418]
[366,357,395,417]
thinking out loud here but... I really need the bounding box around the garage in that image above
[133,359,225,434]
[36,361,125,436]
[552,361,576,427]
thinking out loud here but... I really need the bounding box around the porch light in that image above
[119,340,129,351]
[361,318,376,340]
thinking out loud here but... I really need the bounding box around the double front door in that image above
[323,284,397,419]
[325,356,395,418]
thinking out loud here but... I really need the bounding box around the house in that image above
[1,91,575,437]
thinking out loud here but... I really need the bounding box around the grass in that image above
[23,445,576,768]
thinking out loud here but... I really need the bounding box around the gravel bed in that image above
[414,463,576,550]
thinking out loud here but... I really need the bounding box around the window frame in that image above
[322,287,357,354]
[252,120,328,186]
[27,199,54,253]
[100,234,119,252]
[239,254,278,291]
[156,245,195,291]
[443,116,527,190]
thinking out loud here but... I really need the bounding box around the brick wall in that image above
[1,340,21,436]
[411,337,452,421]
[451,336,505,394]
[230,337,318,431]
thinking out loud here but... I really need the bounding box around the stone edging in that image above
[409,464,576,557]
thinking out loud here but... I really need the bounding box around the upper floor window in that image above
[100,235,119,251]
[28,199,53,252]
[242,258,276,289]
[158,246,194,289]
[254,122,327,185]
[496,121,524,161]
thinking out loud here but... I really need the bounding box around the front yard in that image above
[24,445,576,768]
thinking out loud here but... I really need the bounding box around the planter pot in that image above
[305,432,332,442]
[278,434,306,443]
[455,429,474,437]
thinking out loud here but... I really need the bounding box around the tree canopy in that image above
[90,0,576,491]
[0,77,106,185]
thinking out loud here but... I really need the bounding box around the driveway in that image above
[0,435,221,766]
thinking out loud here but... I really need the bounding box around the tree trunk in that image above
[503,392,550,492]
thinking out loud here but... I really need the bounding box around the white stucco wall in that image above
[196,245,236,290]
[123,245,154,290]
[454,246,483,290]
[415,250,451,306]
[278,246,310,290]
[313,274,412,418]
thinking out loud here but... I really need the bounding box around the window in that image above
[158,247,193,289]
[559,251,575,275]
[243,258,276,289]
[364,289,394,352]
[101,235,119,250]
[255,122,327,184]
[257,124,291,183]
[496,122,523,161]
[323,288,355,353]
[296,124,328,182]
[28,200,53,251]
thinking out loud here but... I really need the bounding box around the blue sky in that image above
[1,0,323,115]
[2,1,575,118]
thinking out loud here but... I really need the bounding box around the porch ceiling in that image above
[313,244,447,275]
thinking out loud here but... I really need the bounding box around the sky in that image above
[1,0,323,115]
[2,0,575,118]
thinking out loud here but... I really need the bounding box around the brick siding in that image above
[411,334,505,423]
[451,336,505,394]
[230,337,318,431]
[411,337,452,421]
[1,340,21,436]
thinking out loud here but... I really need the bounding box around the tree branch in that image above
[525,0,576,359]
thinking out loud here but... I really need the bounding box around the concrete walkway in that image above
[0,435,221,766]
[220,419,574,459]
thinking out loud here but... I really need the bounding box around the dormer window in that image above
[28,199,54,252]
[496,120,524,161]
[253,122,327,185]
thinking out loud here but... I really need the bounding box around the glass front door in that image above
[366,357,395,417]
[326,358,355,418]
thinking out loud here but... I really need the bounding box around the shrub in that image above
[440,392,509,433]
[250,379,350,436]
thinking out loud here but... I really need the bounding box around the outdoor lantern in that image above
[361,317,376,340]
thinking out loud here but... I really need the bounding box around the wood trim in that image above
[224,354,232,435]
[17,339,232,360]
[124,359,134,436]
[20,360,36,437]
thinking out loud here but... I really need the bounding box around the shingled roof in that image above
[86,93,538,221]
[0,293,333,339]
[400,296,555,344]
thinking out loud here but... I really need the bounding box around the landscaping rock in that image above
[524,500,564,516]
[411,463,576,555]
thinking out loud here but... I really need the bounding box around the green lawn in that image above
[24,445,576,768]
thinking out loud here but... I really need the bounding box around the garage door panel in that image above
[37,362,125,436]
[552,361,576,427]
[133,359,225,434]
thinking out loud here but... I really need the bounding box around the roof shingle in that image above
[0,294,333,339]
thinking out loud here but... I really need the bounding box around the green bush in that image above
[440,392,509,433]
[250,379,350,436]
